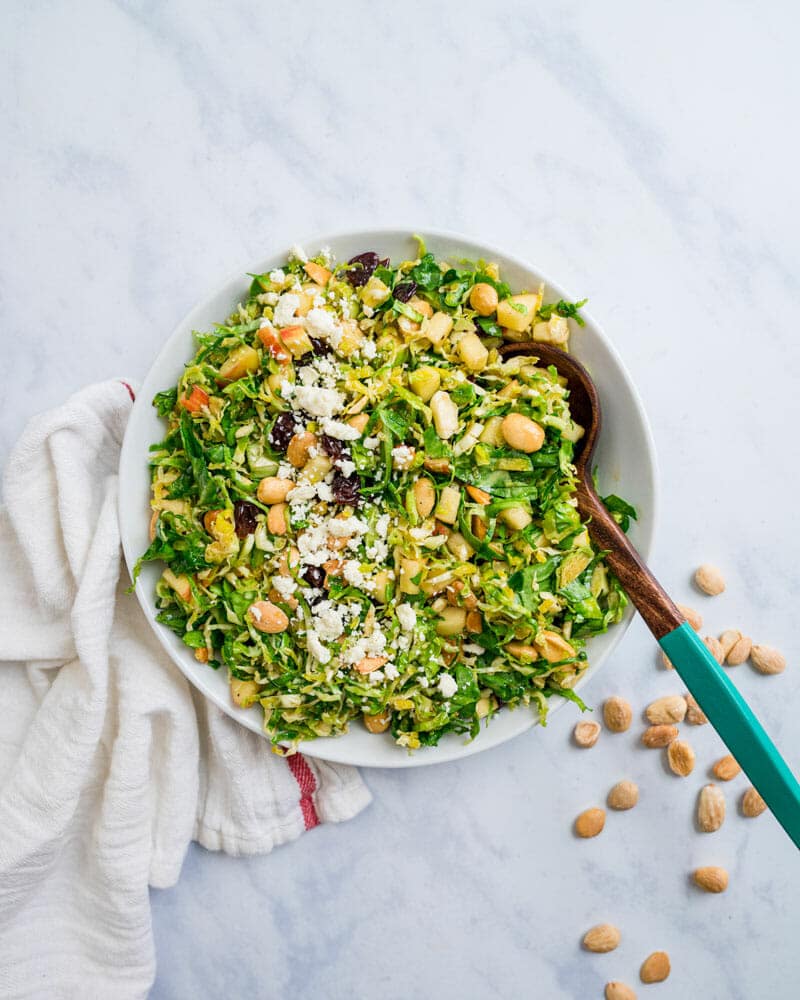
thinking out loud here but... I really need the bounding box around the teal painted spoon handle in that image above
[580,478,800,850]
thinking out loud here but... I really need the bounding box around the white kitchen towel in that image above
[0,379,371,1000]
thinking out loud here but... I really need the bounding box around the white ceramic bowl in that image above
[119,229,657,768]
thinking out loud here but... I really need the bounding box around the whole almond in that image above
[742,786,767,817]
[750,644,786,675]
[573,720,601,748]
[641,724,679,748]
[607,780,639,810]
[678,603,703,631]
[704,636,724,664]
[718,629,742,660]
[684,693,708,725]
[693,865,729,893]
[582,923,621,953]
[575,807,605,838]
[645,694,687,725]
[695,563,726,595]
[605,982,636,1000]
[698,783,726,832]
[726,635,752,666]
[640,951,671,984]
[667,739,695,776]
[660,650,674,670]
[603,696,632,733]
[712,754,741,781]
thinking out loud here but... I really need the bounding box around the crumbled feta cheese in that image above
[328,515,368,537]
[268,268,286,285]
[288,482,316,505]
[437,673,458,698]
[342,560,374,591]
[375,514,390,538]
[306,630,331,664]
[392,445,415,470]
[305,307,342,347]
[273,293,300,327]
[384,662,399,680]
[311,600,345,641]
[362,339,377,360]
[396,603,417,632]
[262,291,279,305]
[337,459,356,477]
[290,386,344,418]
[316,481,333,502]
[272,575,297,600]
[288,244,308,263]
[277,461,296,480]
[418,674,430,689]
[362,304,375,318]
[363,437,379,451]
[319,418,361,441]
[368,670,384,682]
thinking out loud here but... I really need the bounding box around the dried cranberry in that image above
[270,412,297,451]
[319,434,346,462]
[393,281,417,302]
[309,337,331,356]
[331,473,362,506]
[345,251,380,287]
[302,566,325,589]
[233,500,260,538]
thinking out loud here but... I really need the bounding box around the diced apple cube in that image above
[457,332,489,371]
[217,345,260,383]
[278,324,314,358]
[434,485,461,524]
[422,311,454,345]
[303,261,332,286]
[497,293,541,333]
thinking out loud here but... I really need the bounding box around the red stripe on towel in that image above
[121,381,136,402]
[287,753,320,829]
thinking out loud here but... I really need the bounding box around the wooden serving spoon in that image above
[501,341,800,849]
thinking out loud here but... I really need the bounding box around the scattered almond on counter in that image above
[607,780,639,811]
[693,866,729,893]
[660,650,674,670]
[645,694,687,725]
[726,634,752,665]
[573,720,601,748]
[684,693,708,725]
[605,981,637,1000]
[694,564,726,596]
[603,696,633,733]
[575,807,606,838]
[640,951,670,984]
[582,923,621,953]
[697,784,726,832]
[677,603,703,631]
[712,754,741,781]
[667,739,695,777]
[718,629,742,660]
[742,786,767,817]
[750,644,786,675]
[641,724,678,748]
[703,635,724,664]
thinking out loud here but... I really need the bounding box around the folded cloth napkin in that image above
[0,380,371,1000]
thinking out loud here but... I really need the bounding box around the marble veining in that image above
[2,1,799,997]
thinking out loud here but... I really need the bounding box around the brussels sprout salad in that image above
[135,240,632,752]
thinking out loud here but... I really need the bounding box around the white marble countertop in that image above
[3,1,800,997]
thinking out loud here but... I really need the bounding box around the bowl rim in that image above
[118,226,659,768]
